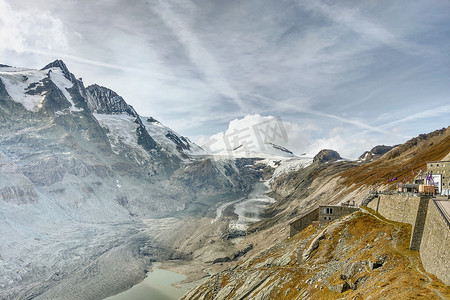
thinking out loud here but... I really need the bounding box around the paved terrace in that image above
[435,199,450,227]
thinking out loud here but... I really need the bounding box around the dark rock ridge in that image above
[313,149,342,163]
[86,84,137,116]
[165,131,192,152]
[268,143,294,155]
[358,145,394,162]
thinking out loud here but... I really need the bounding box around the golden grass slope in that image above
[182,212,450,299]
[340,127,450,189]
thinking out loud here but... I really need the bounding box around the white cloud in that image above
[305,127,377,159]
[0,0,68,55]
[200,114,314,155]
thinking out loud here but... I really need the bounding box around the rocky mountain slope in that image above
[357,145,394,163]
[175,127,450,299]
[1,60,448,299]
[183,211,450,299]
[0,60,259,299]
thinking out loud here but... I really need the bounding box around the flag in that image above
[412,168,415,176]
[403,177,406,183]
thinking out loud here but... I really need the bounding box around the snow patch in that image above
[48,68,81,112]
[0,67,47,111]
[266,156,313,182]
[142,117,205,158]
[93,113,148,159]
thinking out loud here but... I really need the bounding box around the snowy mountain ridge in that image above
[0,60,310,299]
[85,83,205,160]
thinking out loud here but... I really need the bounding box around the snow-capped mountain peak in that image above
[84,80,205,159]
[41,59,72,82]
[0,59,84,113]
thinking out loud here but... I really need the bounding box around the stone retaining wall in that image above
[366,194,421,226]
[419,200,450,285]
[365,194,449,285]
[289,208,319,237]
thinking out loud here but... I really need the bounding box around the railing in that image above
[434,200,450,229]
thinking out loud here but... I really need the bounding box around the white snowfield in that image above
[94,113,149,159]
[265,155,313,182]
[0,66,81,112]
[0,67,47,111]
[142,117,206,158]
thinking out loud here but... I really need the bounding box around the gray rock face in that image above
[313,149,342,163]
[268,143,294,155]
[86,84,137,116]
[0,185,38,204]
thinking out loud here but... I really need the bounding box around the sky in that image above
[0,0,449,158]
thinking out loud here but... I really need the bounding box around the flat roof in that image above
[435,200,450,225]
[427,161,450,163]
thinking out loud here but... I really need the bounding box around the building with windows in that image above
[318,205,359,223]
[427,161,450,195]
[289,204,360,237]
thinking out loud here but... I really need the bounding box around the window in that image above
[323,207,333,215]
[437,164,439,167]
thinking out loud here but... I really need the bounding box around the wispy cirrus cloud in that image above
[380,104,450,129]
[151,0,246,112]
[1,0,449,157]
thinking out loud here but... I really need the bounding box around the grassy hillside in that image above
[339,127,450,189]
[183,211,450,299]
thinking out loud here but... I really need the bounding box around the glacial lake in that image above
[105,264,189,300]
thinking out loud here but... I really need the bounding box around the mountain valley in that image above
[1,61,449,300]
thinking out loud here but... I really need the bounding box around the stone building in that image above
[427,161,450,195]
[289,204,359,237]
[319,205,359,223]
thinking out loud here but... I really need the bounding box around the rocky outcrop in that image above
[358,145,394,162]
[86,84,137,116]
[267,143,294,155]
[313,149,341,163]
[0,185,38,204]
[41,60,72,81]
